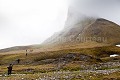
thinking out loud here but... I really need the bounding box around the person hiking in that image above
[26,50,28,56]
[16,59,20,64]
[7,64,13,75]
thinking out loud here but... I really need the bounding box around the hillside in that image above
[0,46,31,53]
[42,18,120,51]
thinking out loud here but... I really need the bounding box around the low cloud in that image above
[70,0,120,25]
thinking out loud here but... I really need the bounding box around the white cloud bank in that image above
[0,0,68,49]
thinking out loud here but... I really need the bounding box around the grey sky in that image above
[0,0,120,49]
[0,0,68,49]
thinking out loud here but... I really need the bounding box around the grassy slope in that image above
[0,46,120,79]
[0,46,120,65]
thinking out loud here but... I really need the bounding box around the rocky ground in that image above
[0,60,120,80]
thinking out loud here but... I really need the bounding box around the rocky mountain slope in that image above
[42,7,120,50]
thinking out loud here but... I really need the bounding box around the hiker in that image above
[26,50,28,56]
[7,64,13,75]
[16,59,20,64]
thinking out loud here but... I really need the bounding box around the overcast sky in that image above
[0,0,68,49]
[0,0,120,49]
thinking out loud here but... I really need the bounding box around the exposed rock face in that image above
[61,53,98,62]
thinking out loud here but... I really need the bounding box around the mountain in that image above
[43,7,96,45]
[42,7,120,50]
[42,17,120,50]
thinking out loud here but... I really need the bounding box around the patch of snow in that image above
[116,45,120,47]
[110,54,119,57]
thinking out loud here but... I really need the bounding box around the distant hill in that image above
[0,46,31,53]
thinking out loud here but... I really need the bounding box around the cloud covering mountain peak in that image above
[69,0,120,25]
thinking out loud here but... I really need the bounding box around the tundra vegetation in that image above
[0,46,120,80]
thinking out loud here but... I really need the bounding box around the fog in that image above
[0,0,68,49]
[69,0,120,25]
